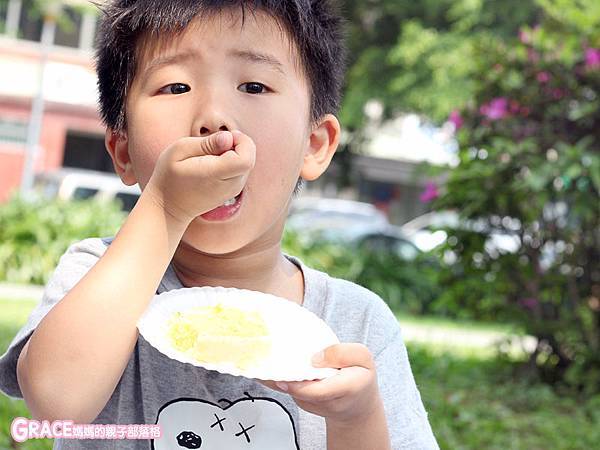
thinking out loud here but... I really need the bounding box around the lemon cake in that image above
[167,304,271,370]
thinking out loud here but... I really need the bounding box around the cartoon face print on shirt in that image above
[152,392,299,450]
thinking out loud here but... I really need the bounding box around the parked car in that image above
[356,227,421,261]
[400,210,521,255]
[288,197,389,238]
[34,168,141,212]
[402,210,565,270]
[286,197,421,260]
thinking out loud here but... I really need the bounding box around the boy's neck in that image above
[170,242,305,306]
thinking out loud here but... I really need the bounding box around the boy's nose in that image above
[199,124,230,136]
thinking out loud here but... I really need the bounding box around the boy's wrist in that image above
[139,186,194,231]
[325,398,390,450]
[325,394,386,430]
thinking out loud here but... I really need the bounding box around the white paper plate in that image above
[137,286,340,381]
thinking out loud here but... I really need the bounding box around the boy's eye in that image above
[158,83,191,95]
[238,82,269,94]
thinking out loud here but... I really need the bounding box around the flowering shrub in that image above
[430,12,600,390]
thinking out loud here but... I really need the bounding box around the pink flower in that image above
[519,298,539,310]
[584,48,600,69]
[419,182,439,203]
[448,110,463,130]
[509,100,520,114]
[552,88,564,99]
[527,49,540,63]
[518,30,530,44]
[536,71,550,83]
[480,97,509,120]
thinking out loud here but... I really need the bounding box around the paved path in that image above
[399,321,537,353]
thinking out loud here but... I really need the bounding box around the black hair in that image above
[93,0,348,135]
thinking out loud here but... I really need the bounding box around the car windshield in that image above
[115,192,140,212]
[72,187,99,200]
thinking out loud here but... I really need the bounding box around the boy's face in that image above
[110,9,339,254]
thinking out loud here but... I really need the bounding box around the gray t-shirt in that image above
[0,238,438,449]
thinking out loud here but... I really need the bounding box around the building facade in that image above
[0,0,107,202]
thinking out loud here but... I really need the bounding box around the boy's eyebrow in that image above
[227,49,287,76]
[141,48,286,84]
[141,51,197,85]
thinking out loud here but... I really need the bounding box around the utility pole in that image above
[19,1,63,196]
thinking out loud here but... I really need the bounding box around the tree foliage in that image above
[339,0,542,127]
[428,1,600,390]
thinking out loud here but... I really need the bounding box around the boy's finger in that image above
[195,131,255,180]
[198,149,254,181]
[279,367,367,402]
[256,379,282,392]
[172,132,234,161]
[229,130,256,169]
[312,343,374,370]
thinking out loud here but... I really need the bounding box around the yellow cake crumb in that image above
[167,304,271,370]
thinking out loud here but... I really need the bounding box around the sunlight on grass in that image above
[396,312,524,335]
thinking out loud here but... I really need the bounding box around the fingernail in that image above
[215,131,228,147]
[276,381,288,391]
[311,351,324,366]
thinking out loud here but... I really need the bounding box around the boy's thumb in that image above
[202,131,233,155]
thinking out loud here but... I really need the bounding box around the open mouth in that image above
[199,189,244,222]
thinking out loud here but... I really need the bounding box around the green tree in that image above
[428,1,600,390]
[339,0,541,127]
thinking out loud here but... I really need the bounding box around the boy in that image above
[0,1,439,448]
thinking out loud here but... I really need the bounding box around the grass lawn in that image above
[0,298,52,449]
[409,344,600,449]
[1,297,599,449]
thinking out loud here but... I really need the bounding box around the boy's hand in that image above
[145,130,256,224]
[260,343,385,428]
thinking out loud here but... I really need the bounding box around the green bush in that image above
[428,3,600,392]
[0,194,126,285]
[282,229,441,314]
[0,195,439,315]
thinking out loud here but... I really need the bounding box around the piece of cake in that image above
[167,303,271,370]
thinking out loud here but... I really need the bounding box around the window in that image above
[63,131,114,173]
[0,118,28,145]
[5,0,95,50]
[17,0,42,42]
[54,6,82,49]
[0,0,8,34]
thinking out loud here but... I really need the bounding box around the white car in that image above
[287,197,390,241]
[34,168,141,211]
[401,210,521,255]
[287,197,421,260]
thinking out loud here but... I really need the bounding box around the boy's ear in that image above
[300,114,341,181]
[105,128,137,186]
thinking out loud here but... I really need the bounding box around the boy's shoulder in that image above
[299,256,391,311]
[63,236,111,256]
[291,255,401,352]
